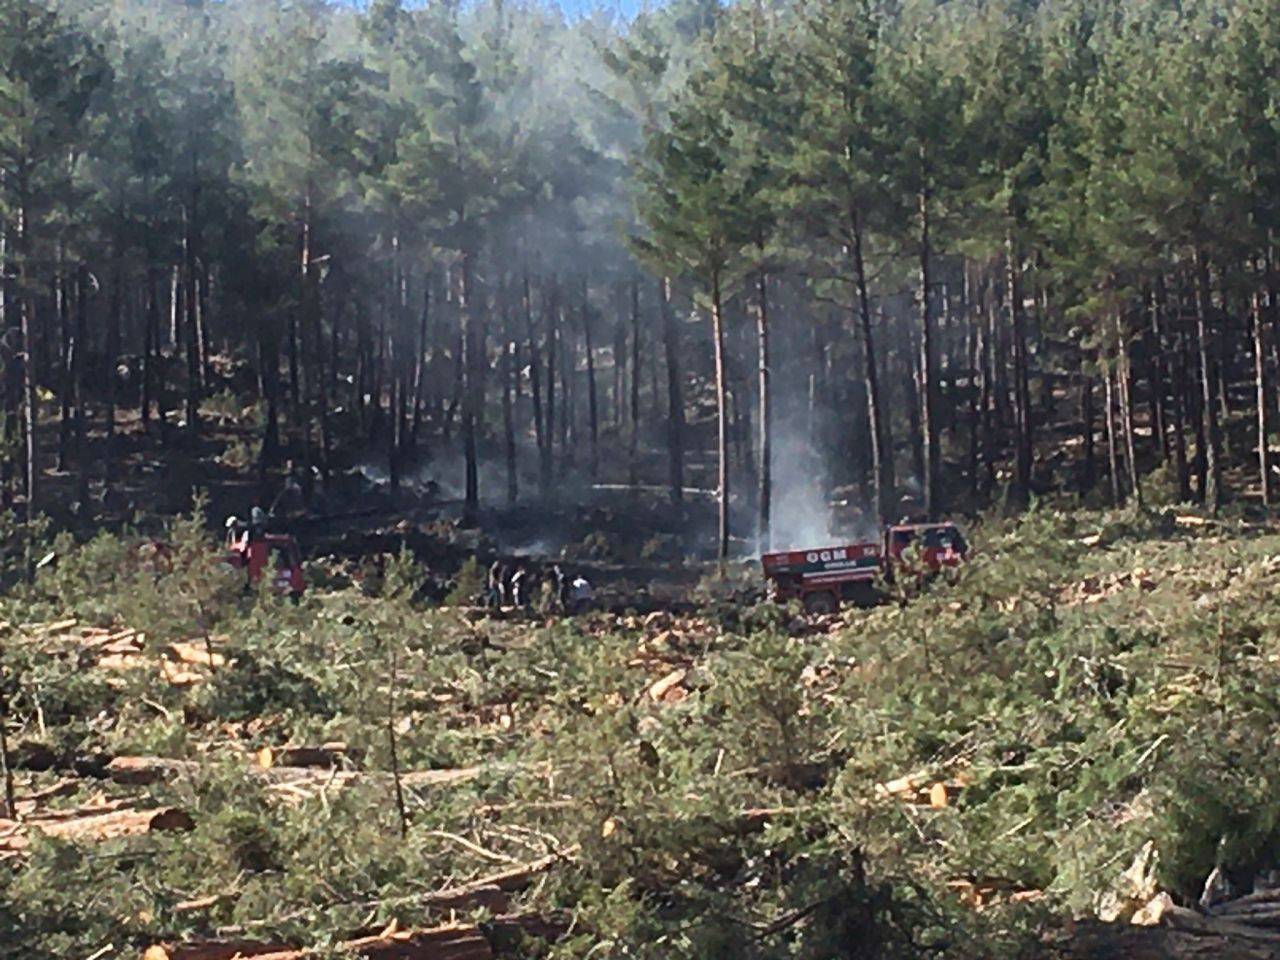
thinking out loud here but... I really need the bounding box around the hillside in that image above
[5,506,1280,958]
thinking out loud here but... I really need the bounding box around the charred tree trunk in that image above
[629,279,641,488]
[661,277,684,505]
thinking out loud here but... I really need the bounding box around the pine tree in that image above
[636,63,751,566]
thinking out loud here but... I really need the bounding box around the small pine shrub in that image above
[444,556,485,606]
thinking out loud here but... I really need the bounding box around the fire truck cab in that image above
[760,521,967,615]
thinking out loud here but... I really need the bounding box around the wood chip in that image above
[648,669,687,702]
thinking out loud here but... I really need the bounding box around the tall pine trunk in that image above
[143,265,159,433]
[711,269,730,566]
[1,227,16,508]
[105,247,121,472]
[756,268,771,550]
[411,281,431,449]
[523,276,545,482]
[184,178,201,439]
[17,203,36,523]
[629,279,641,488]
[582,278,598,479]
[660,277,684,505]
[73,263,88,508]
[1160,275,1191,500]
[501,297,517,505]
[542,281,557,495]
[852,209,892,524]
[918,185,939,518]
[1081,372,1095,493]
[1116,313,1142,508]
[1147,288,1169,463]
[1105,361,1121,505]
[1194,251,1222,514]
[57,256,70,471]
[1007,228,1032,499]
[558,308,570,476]
[1256,287,1271,506]
[460,255,479,521]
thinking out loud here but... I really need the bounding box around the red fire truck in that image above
[760,521,968,614]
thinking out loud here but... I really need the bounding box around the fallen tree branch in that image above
[146,915,566,960]
[421,830,522,866]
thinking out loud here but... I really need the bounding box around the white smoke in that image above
[768,426,836,551]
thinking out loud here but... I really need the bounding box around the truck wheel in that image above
[803,591,838,615]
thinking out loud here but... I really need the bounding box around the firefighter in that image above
[249,505,267,542]
[486,559,506,608]
[550,564,569,612]
[569,574,592,614]
[511,565,530,607]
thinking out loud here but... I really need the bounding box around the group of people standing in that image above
[485,559,591,613]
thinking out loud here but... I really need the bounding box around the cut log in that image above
[173,893,236,914]
[0,806,193,854]
[647,669,686,702]
[15,777,78,813]
[256,744,351,769]
[106,755,506,792]
[161,661,207,687]
[875,768,969,806]
[40,619,79,634]
[100,653,148,672]
[142,941,288,960]
[106,756,196,785]
[145,924,493,960]
[167,642,226,669]
[1161,903,1280,942]
[929,783,950,808]
[31,806,192,841]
